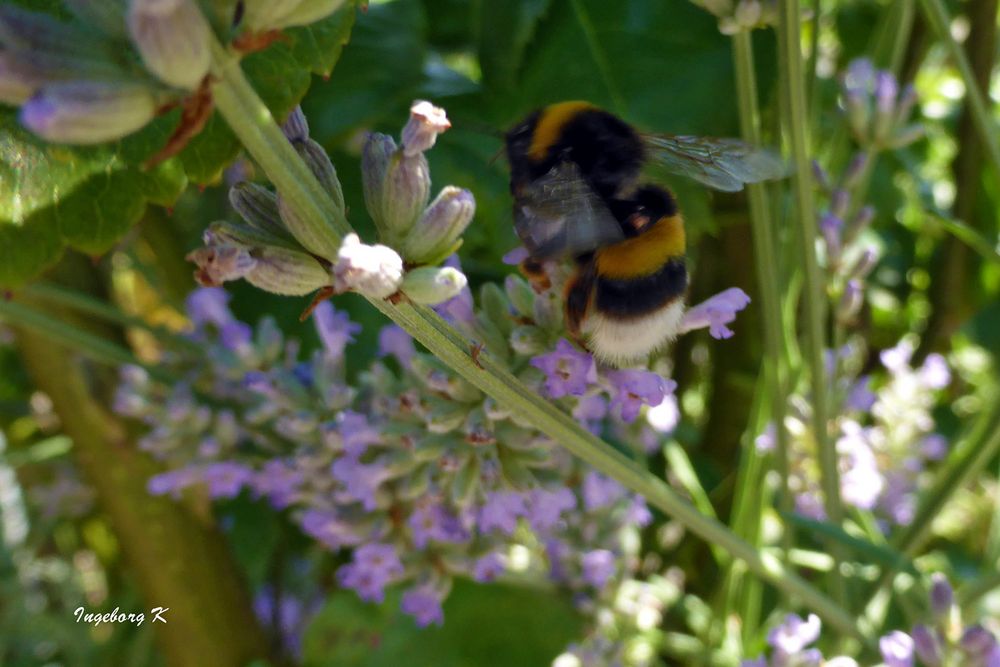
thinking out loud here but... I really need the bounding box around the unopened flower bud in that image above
[0,50,128,105]
[929,574,954,620]
[889,123,924,149]
[830,188,850,219]
[332,233,404,299]
[701,0,734,17]
[362,133,431,243]
[128,0,210,90]
[0,6,108,58]
[20,81,157,144]
[509,325,548,356]
[874,71,898,114]
[895,83,918,126]
[734,0,761,28]
[294,138,345,212]
[960,626,997,657]
[848,245,879,280]
[842,151,870,189]
[911,625,942,667]
[504,275,536,318]
[836,279,863,323]
[282,105,309,142]
[401,100,451,157]
[0,53,38,104]
[812,160,831,190]
[229,182,292,240]
[245,246,331,295]
[401,186,475,264]
[187,244,256,286]
[820,213,843,260]
[401,267,468,305]
[205,220,294,251]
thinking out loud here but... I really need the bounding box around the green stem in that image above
[778,0,846,606]
[918,0,1000,185]
[732,30,793,561]
[207,32,871,644]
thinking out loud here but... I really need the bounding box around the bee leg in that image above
[564,262,596,347]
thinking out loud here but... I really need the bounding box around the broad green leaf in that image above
[477,0,554,92]
[301,580,582,667]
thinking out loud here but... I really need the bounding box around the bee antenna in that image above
[488,147,505,166]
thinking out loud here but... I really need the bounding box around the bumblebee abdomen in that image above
[594,257,687,319]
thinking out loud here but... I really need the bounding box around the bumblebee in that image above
[505,101,784,367]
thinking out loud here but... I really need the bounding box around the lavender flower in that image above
[400,584,445,627]
[313,302,360,360]
[337,543,404,603]
[679,288,752,339]
[605,369,675,423]
[531,339,597,398]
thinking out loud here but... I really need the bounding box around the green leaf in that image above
[302,0,427,140]
[477,0,554,92]
[301,581,582,667]
[782,513,919,575]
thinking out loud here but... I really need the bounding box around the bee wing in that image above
[642,133,787,192]
[514,161,625,259]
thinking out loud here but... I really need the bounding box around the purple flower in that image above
[299,508,362,550]
[919,354,950,389]
[756,423,776,452]
[408,502,468,548]
[605,369,675,422]
[580,549,616,588]
[202,462,254,499]
[478,491,528,535]
[881,340,914,374]
[530,339,597,399]
[767,613,821,655]
[837,421,884,511]
[378,325,415,368]
[845,376,877,412]
[844,58,876,97]
[874,71,899,113]
[336,411,383,457]
[473,553,505,582]
[572,394,608,434]
[821,212,844,258]
[526,488,577,532]
[147,467,199,498]
[401,584,444,627]
[911,625,942,666]
[251,459,303,509]
[679,287,751,339]
[219,320,253,352]
[626,496,653,527]
[337,543,404,603]
[920,434,948,460]
[880,631,914,667]
[502,246,529,265]
[186,287,234,327]
[312,302,361,359]
[581,471,625,511]
[331,456,389,511]
[794,492,827,520]
[929,574,954,618]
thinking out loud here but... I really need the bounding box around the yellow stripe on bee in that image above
[527,101,597,162]
[595,215,686,279]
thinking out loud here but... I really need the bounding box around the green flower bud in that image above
[504,275,536,319]
[0,50,130,105]
[205,220,297,252]
[425,397,468,434]
[479,282,512,336]
[0,6,110,58]
[509,325,548,356]
[361,133,430,244]
[449,456,479,506]
[497,447,536,490]
[245,246,331,296]
[396,464,432,500]
[400,266,468,306]
[400,186,475,264]
[276,141,345,259]
[128,0,211,90]
[281,106,309,142]
[228,182,294,241]
[20,81,157,144]
[296,139,344,212]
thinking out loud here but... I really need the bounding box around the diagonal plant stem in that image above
[205,31,872,644]
[917,0,1000,186]
[777,0,847,609]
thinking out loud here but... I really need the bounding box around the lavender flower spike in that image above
[678,287,751,339]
